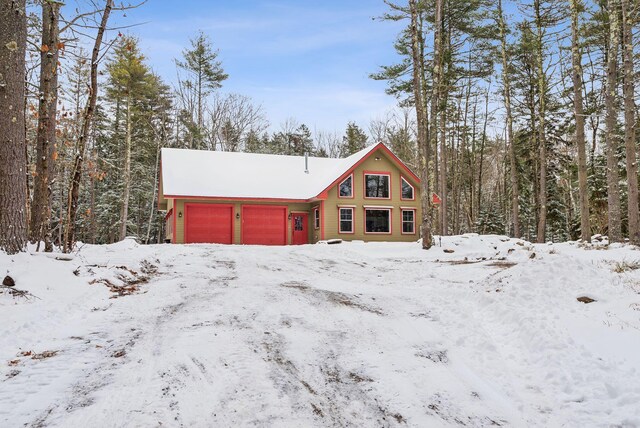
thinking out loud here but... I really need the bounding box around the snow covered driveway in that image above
[1,236,640,427]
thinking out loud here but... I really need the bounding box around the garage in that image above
[184,204,234,244]
[242,205,287,245]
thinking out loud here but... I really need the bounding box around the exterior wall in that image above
[165,199,175,241]
[310,202,322,244]
[172,199,313,244]
[322,147,421,242]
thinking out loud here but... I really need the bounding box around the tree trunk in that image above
[498,0,520,238]
[408,0,431,248]
[120,94,132,241]
[621,0,638,244]
[605,0,622,243]
[439,90,448,235]
[534,0,548,243]
[64,0,113,252]
[30,1,61,252]
[570,0,591,242]
[432,0,444,236]
[477,87,490,219]
[0,0,28,255]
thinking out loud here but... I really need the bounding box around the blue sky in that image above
[109,0,406,134]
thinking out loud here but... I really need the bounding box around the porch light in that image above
[236,212,240,220]
[288,213,292,220]
[178,211,183,218]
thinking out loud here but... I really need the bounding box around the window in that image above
[402,209,415,234]
[365,173,390,199]
[339,208,354,233]
[294,216,303,231]
[401,177,415,200]
[314,207,320,229]
[365,209,391,234]
[339,175,353,198]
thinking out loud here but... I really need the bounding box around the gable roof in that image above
[160,142,419,202]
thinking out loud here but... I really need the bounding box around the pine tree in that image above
[105,36,156,241]
[176,31,227,150]
[340,122,368,157]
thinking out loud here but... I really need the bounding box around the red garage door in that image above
[185,204,234,244]
[242,205,287,245]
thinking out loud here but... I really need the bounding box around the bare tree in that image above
[314,130,342,158]
[64,0,114,252]
[0,0,28,254]
[207,93,268,152]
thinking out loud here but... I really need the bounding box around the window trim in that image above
[363,171,391,200]
[313,207,320,230]
[400,176,415,201]
[338,173,354,199]
[338,207,355,234]
[364,207,392,235]
[401,208,416,235]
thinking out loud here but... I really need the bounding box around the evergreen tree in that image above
[176,31,227,150]
[340,122,368,157]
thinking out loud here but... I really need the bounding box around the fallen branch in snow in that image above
[31,350,58,360]
[0,286,38,300]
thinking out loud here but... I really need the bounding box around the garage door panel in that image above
[185,204,233,244]
[242,206,287,245]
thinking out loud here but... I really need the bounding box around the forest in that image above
[0,0,638,253]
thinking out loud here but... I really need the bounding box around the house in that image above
[158,142,422,245]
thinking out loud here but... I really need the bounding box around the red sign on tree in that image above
[432,193,442,205]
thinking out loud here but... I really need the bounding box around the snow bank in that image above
[1,236,639,426]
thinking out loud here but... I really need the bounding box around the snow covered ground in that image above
[1,235,639,427]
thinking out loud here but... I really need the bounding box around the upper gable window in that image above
[401,177,415,200]
[364,173,390,199]
[339,175,353,198]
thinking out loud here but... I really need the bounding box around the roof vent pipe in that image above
[304,152,309,174]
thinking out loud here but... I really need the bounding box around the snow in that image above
[161,143,377,200]
[1,235,640,427]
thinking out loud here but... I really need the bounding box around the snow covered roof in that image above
[160,143,388,201]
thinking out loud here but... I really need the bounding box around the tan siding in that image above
[322,147,421,242]
[169,147,421,245]
[166,199,174,241]
[173,199,312,244]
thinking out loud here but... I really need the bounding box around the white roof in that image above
[160,144,381,200]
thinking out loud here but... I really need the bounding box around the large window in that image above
[402,209,415,234]
[365,209,391,234]
[401,177,415,200]
[339,208,354,233]
[314,207,320,229]
[364,173,390,199]
[339,175,353,198]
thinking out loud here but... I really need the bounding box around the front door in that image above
[291,213,309,245]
